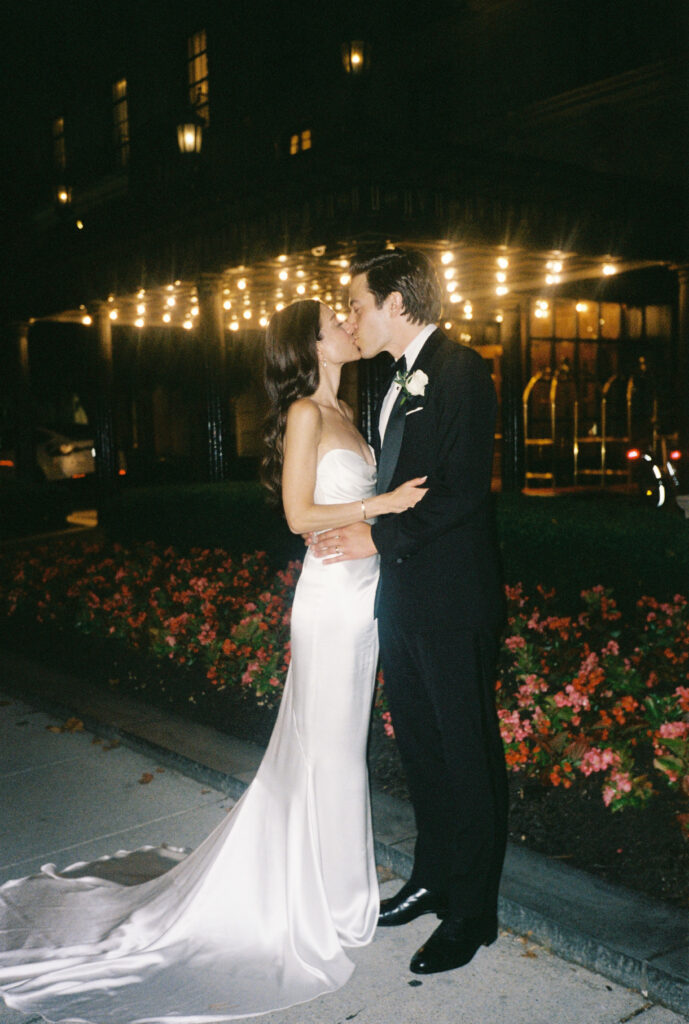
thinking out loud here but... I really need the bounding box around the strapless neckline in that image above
[317,447,376,470]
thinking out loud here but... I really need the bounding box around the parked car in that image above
[0,426,126,481]
[626,435,686,511]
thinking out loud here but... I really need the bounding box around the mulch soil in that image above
[2,621,688,910]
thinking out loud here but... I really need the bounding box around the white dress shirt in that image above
[378,323,436,443]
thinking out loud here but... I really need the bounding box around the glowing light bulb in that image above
[278,253,288,262]
[237,278,247,289]
[230,321,240,331]
[547,260,563,273]
[137,303,146,315]
[446,281,457,293]
[296,269,305,278]
[545,274,560,285]
[443,268,455,280]
[339,259,349,268]
[602,264,617,276]
[275,302,285,311]
[109,309,118,321]
[496,271,506,283]
[243,309,252,319]
[81,314,92,325]
[496,314,503,323]
[259,315,269,327]
[137,289,145,299]
[166,296,176,307]
[496,285,508,296]
[162,312,171,323]
[441,251,454,264]
[497,256,509,269]
[279,269,288,281]
[296,284,306,295]
[191,306,199,317]
[444,321,452,330]
[449,292,461,304]
[339,273,351,285]
[223,299,232,310]
[576,302,588,313]
[135,317,145,328]
[183,320,193,330]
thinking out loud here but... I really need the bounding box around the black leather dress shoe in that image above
[409,914,498,974]
[378,881,448,927]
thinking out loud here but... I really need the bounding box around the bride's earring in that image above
[321,359,327,368]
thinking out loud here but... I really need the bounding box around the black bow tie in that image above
[384,354,406,390]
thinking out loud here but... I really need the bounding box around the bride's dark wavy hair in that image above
[262,299,322,504]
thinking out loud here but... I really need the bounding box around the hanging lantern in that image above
[177,109,204,154]
[341,40,370,74]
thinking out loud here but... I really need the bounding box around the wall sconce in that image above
[341,40,369,74]
[177,109,204,154]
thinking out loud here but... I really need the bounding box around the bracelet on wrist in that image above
[361,499,367,521]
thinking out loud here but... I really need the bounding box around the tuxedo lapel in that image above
[375,330,442,493]
[376,390,405,494]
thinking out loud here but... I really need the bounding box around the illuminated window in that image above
[112,79,130,167]
[188,29,209,124]
[52,117,66,171]
[289,129,313,156]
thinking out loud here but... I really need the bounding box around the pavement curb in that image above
[0,648,687,1018]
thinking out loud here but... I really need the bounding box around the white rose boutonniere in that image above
[394,368,429,405]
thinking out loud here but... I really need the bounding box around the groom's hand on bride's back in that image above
[307,522,378,563]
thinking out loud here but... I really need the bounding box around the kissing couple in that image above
[0,248,507,1024]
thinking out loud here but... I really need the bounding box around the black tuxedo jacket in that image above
[370,329,503,632]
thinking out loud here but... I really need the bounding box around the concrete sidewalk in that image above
[0,647,687,1023]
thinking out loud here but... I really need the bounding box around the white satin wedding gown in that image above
[0,448,380,1023]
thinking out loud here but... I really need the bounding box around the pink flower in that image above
[658,721,689,740]
[165,635,176,647]
[601,639,619,657]
[579,747,620,776]
[504,635,527,653]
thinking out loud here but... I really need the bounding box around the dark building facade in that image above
[2,0,688,497]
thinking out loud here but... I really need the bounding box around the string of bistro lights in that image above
[52,241,664,331]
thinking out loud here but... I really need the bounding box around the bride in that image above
[0,299,426,1023]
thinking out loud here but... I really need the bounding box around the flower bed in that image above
[1,538,687,835]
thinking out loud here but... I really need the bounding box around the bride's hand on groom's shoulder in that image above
[309,522,378,563]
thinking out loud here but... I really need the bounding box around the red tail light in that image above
[626,448,641,461]
[669,449,681,461]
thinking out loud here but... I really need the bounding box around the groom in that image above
[312,248,507,974]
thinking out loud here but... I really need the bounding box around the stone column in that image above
[11,321,35,482]
[357,353,390,448]
[500,305,525,492]
[197,274,228,482]
[92,303,119,518]
[676,266,689,440]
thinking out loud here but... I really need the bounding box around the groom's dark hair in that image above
[349,248,442,325]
